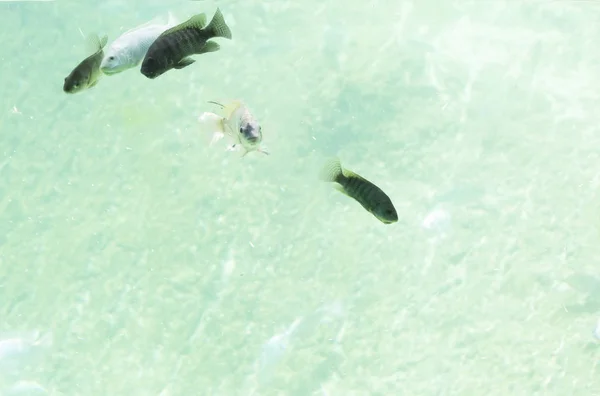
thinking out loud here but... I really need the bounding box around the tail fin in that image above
[319,157,345,184]
[85,33,108,54]
[198,111,226,146]
[205,8,232,40]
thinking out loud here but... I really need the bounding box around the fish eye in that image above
[108,56,115,61]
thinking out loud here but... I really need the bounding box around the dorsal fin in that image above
[121,16,164,35]
[208,99,243,119]
[159,13,206,37]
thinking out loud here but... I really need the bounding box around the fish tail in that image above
[85,33,108,54]
[205,8,232,40]
[99,35,108,49]
[320,157,345,184]
[198,111,226,145]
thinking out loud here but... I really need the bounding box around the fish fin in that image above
[198,111,226,146]
[256,144,270,155]
[198,111,224,127]
[84,33,98,53]
[98,35,108,50]
[89,79,99,88]
[85,33,107,54]
[123,15,164,34]
[332,183,350,196]
[188,13,208,29]
[174,57,195,69]
[341,168,362,180]
[161,13,206,36]
[208,100,242,125]
[319,157,345,184]
[205,8,232,40]
[221,100,244,120]
[207,100,225,109]
[199,41,220,54]
[211,131,225,145]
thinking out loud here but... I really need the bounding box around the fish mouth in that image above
[141,70,158,79]
[62,85,76,94]
[100,67,119,76]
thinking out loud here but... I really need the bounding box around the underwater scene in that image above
[1,0,600,394]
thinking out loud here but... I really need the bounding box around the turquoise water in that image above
[2,0,600,394]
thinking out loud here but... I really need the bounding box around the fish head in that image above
[374,201,398,224]
[63,70,88,94]
[239,122,262,149]
[237,115,263,151]
[140,55,167,79]
[100,47,129,75]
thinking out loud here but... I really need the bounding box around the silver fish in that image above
[198,99,269,156]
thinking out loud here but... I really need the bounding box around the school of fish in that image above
[62,7,398,224]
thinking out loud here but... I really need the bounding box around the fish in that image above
[63,33,108,94]
[140,8,232,79]
[198,99,269,156]
[100,12,178,76]
[320,157,398,224]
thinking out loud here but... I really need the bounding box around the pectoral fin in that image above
[199,41,220,54]
[174,57,195,69]
[333,184,349,196]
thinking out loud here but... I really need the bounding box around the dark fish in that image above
[140,8,232,79]
[320,158,398,224]
[63,34,108,94]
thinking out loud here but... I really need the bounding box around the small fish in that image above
[320,157,398,224]
[198,99,269,156]
[63,33,108,94]
[140,8,232,79]
[100,13,178,76]
[256,318,303,385]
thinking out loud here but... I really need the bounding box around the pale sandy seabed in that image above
[1,1,600,395]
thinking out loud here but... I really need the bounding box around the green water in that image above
[1,0,600,394]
